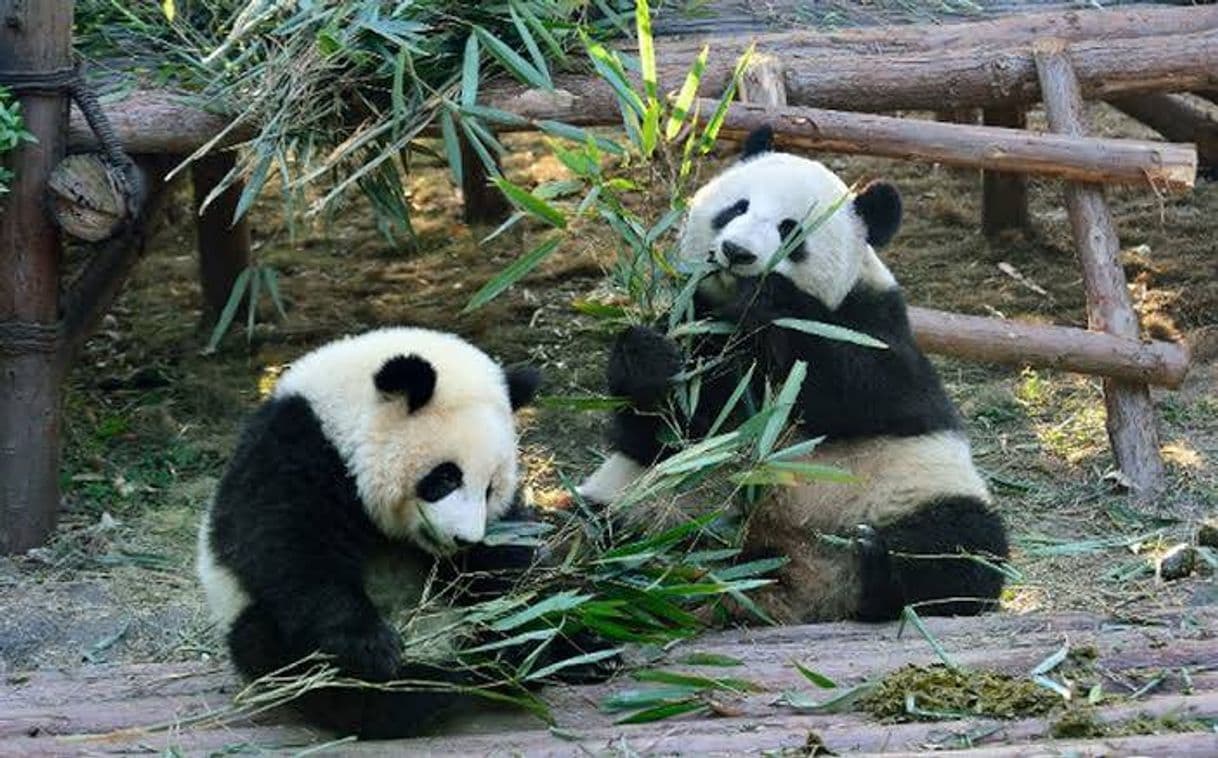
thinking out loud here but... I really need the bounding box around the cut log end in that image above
[47,154,141,243]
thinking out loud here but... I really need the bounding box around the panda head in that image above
[679,125,903,309]
[272,328,541,556]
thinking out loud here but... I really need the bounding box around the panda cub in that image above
[580,127,1010,624]
[197,327,608,739]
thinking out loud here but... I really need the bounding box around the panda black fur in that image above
[197,327,609,739]
[579,127,1010,624]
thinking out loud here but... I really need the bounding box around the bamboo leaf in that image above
[707,364,756,438]
[602,686,702,711]
[439,110,463,187]
[262,267,288,320]
[526,647,621,682]
[461,33,480,107]
[614,698,706,724]
[677,652,743,667]
[633,669,762,693]
[773,318,888,349]
[489,590,593,632]
[779,681,877,713]
[635,0,658,105]
[245,263,262,338]
[766,436,826,462]
[665,45,708,140]
[474,26,551,90]
[899,605,960,671]
[1031,641,1070,676]
[794,662,838,689]
[205,267,253,353]
[699,44,755,153]
[463,236,562,313]
[493,177,567,228]
[509,4,550,88]
[757,360,807,459]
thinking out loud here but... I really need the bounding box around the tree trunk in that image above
[0,0,73,553]
[1107,93,1218,177]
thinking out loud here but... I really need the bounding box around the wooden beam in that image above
[459,135,511,226]
[67,90,256,154]
[482,26,1218,121]
[707,100,1195,191]
[1108,93,1218,176]
[1034,38,1165,494]
[192,152,251,325]
[0,0,73,554]
[908,307,1189,389]
[981,107,1030,236]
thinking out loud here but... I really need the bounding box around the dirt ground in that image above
[1,103,1215,676]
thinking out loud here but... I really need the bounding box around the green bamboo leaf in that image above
[461,33,480,107]
[633,669,762,693]
[460,103,531,128]
[793,662,838,689]
[458,119,500,177]
[602,686,702,711]
[526,647,621,682]
[635,0,658,104]
[772,318,888,350]
[463,236,562,313]
[463,628,557,654]
[766,436,826,462]
[615,698,706,724]
[570,299,626,319]
[584,35,645,118]
[536,120,624,155]
[489,590,593,632]
[599,511,720,560]
[714,556,788,581]
[899,605,960,671]
[509,4,550,88]
[514,0,567,65]
[493,177,567,228]
[699,44,755,153]
[245,264,261,338]
[707,364,755,437]
[779,681,877,713]
[233,147,274,224]
[475,26,551,90]
[757,360,808,459]
[666,45,708,140]
[262,267,288,320]
[1031,641,1070,676]
[205,267,253,353]
[439,110,463,187]
[676,653,743,667]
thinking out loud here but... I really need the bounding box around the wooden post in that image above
[0,0,73,553]
[740,54,788,108]
[192,152,250,325]
[1034,39,1165,494]
[981,107,1030,236]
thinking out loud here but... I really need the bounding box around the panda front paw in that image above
[315,615,403,682]
[608,326,684,409]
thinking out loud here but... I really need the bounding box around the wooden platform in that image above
[5,607,1217,756]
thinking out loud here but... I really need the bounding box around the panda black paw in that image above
[316,615,403,682]
[608,326,684,409]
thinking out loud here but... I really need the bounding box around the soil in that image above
[2,103,1215,676]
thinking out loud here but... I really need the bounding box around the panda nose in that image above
[722,241,757,267]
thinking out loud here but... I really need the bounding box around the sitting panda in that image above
[579,127,1010,625]
[197,327,611,739]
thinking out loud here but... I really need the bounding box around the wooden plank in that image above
[0,0,73,554]
[6,608,1216,754]
[1033,38,1166,494]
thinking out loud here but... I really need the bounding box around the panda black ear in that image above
[853,181,902,248]
[374,354,436,412]
[740,125,774,160]
[505,365,542,411]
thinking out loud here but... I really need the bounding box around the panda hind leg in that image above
[858,497,1009,621]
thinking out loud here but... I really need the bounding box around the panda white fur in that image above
[579,126,1009,624]
[197,327,609,738]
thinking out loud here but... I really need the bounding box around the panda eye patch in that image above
[416,462,463,502]
[711,199,749,230]
[778,218,808,263]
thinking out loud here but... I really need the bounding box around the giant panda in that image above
[197,327,612,739]
[578,127,1010,625]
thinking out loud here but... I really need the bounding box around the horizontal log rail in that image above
[909,306,1190,389]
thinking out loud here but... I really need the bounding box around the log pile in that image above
[4,608,1216,755]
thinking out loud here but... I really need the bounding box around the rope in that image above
[0,321,60,355]
[0,59,145,226]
